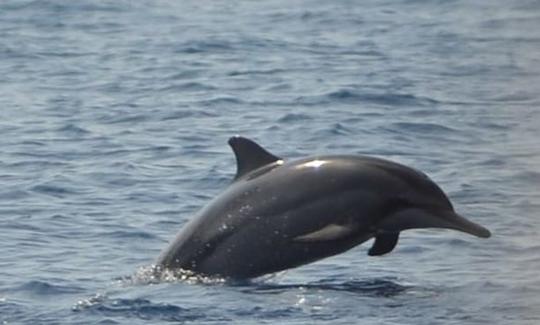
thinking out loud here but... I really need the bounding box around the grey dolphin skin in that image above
[156,136,491,279]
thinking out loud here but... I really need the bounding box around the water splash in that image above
[116,265,227,287]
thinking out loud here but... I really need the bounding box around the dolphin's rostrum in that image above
[156,136,491,279]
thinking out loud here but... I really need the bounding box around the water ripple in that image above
[389,122,458,134]
[277,113,313,123]
[297,90,440,107]
[13,280,85,296]
[243,278,411,298]
[73,295,208,323]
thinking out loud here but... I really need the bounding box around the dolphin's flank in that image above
[156,136,491,279]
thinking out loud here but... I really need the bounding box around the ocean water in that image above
[1,0,539,324]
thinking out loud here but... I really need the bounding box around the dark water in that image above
[1,0,539,324]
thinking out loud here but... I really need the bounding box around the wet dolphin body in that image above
[156,136,490,279]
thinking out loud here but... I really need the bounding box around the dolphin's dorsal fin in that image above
[228,136,282,180]
[368,232,400,256]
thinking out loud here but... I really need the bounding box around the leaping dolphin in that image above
[156,136,490,279]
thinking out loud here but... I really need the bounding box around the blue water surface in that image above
[1,0,539,324]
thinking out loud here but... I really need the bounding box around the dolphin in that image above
[156,136,490,279]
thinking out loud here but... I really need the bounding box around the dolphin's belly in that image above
[157,171,385,277]
[195,226,373,278]
[179,189,378,278]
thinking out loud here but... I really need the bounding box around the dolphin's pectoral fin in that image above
[368,232,400,256]
[228,136,283,180]
[293,224,355,242]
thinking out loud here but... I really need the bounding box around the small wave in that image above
[160,82,217,92]
[56,123,91,136]
[73,293,208,322]
[398,245,429,254]
[19,140,47,147]
[311,122,354,137]
[329,90,439,106]
[230,305,299,319]
[8,160,69,169]
[277,113,312,123]
[8,1,126,13]
[0,189,30,200]
[389,122,458,134]
[227,68,287,76]
[200,96,244,106]
[514,171,540,183]
[100,113,150,125]
[446,238,475,247]
[161,110,219,121]
[165,69,205,80]
[0,298,28,324]
[174,40,234,54]
[329,123,353,135]
[477,158,506,167]
[102,230,159,241]
[326,89,364,101]
[493,92,535,103]
[297,90,439,107]
[14,280,84,296]
[4,219,42,232]
[243,278,411,297]
[30,183,81,198]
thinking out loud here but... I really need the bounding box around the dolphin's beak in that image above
[380,208,491,238]
[436,210,491,238]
